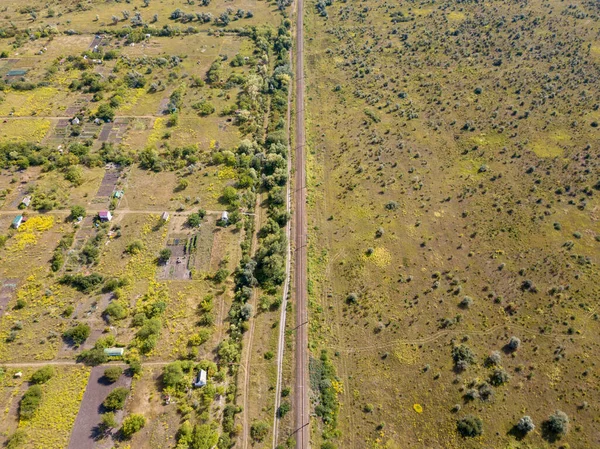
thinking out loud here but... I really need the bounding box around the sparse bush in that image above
[507,336,521,351]
[517,416,535,433]
[545,410,569,436]
[489,369,509,386]
[452,344,476,365]
[459,296,473,308]
[486,351,502,366]
[457,415,483,437]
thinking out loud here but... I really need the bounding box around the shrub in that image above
[20,385,43,420]
[6,429,27,449]
[103,366,123,383]
[121,414,146,438]
[100,412,117,430]
[63,323,91,345]
[30,366,54,384]
[105,301,127,321]
[125,240,144,255]
[457,415,483,437]
[250,420,269,442]
[159,248,172,263]
[103,387,129,411]
[545,410,569,436]
[517,416,535,433]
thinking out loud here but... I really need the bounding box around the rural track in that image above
[0,209,225,215]
[271,16,294,448]
[293,0,310,445]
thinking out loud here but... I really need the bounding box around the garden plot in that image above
[68,365,132,449]
[94,166,123,199]
[158,233,197,280]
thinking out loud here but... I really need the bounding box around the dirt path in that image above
[293,0,310,446]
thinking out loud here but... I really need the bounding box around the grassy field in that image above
[305,0,600,448]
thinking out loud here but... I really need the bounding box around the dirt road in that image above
[293,0,310,446]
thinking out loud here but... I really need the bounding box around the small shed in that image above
[161,211,170,222]
[12,215,23,229]
[103,347,124,357]
[21,196,31,207]
[71,117,80,125]
[98,210,112,222]
[193,369,207,388]
[113,190,123,199]
[221,211,229,223]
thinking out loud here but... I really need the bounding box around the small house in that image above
[71,117,80,125]
[98,210,112,222]
[161,211,170,222]
[103,347,124,357]
[221,211,229,223]
[12,215,23,229]
[193,369,207,388]
[21,196,31,207]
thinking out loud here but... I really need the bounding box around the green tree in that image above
[162,361,185,389]
[96,104,115,122]
[159,248,172,263]
[63,323,91,345]
[103,387,129,411]
[70,205,86,220]
[30,366,54,384]
[190,423,219,448]
[103,366,123,383]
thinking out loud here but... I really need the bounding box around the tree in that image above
[70,205,86,220]
[103,366,123,383]
[507,336,521,351]
[159,248,172,263]
[187,213,202,227]
[545,410,569,436]
[121,414,146,438]
[163,361,185,389]
[30,366,54,384]
[96,104,115,122]
[457,415,483,437]
[20,385,42,420]
[250,421,269,442]
[221,186,238,205]
[103,387,129,411]
[63,323,91,345]
[517,416,535,434]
